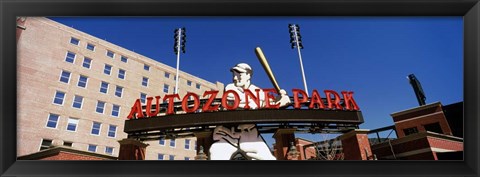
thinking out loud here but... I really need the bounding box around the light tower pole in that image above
[173,27,186,94]
[288,24,309,95]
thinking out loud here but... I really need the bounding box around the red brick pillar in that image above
[194,131,213,157]
[118,139,149,160]
[273,129,296,160]
[339,129,372,160]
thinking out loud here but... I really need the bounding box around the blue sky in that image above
[50,17,463,144]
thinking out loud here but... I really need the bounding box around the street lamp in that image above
[288,24,309,95]
[173,27,186,94]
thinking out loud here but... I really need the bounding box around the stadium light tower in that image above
[173,27,186,94]
[288,24,309,95]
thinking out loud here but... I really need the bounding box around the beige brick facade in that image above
[17,17,224,160]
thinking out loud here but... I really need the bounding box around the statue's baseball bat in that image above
[255,47,281,93]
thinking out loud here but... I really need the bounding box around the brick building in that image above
[17,17,224,160]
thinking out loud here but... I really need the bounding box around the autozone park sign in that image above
[127,88,360,119]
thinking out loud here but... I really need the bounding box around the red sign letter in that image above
[146,96,161,117]
[202,90,220,112]
[293,89,308,109]
[263,88,280,109]
[222,90,240,110]
[127,99,144,119]
[163,94,180,115]
[341,91,360,111]
[182,92,200,113]
[324,90,343,110]
[309,90,325,109]
[244,89,261,109]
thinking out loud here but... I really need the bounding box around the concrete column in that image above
[194,130,213,157]
[339,129,372,160]
[118,139,149,160]
[273,128,296,160]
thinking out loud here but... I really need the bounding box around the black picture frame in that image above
[1,0,478,176]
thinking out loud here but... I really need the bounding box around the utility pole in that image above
[288,24,309,95]
[173,27,186,94]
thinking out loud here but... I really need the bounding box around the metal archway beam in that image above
[124,109,363,134]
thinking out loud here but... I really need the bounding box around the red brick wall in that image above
[427,137,463,151]
[395,111,452,138]
[40,151,110,160]
[341,133,371,160]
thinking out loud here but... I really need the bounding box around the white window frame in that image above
[111,104,120,117]
[144,64,150,71]
[65,51,76,63]
[90,122,102,136]
[45,113,59,129]
[66,118,79,132]
[196,83,201,89]
[106,50,115,59]
[164,72,170,78]
[39,139,53,151]
[169,155,175,160]
[59,70,71,84]
[159,138,166,146]
[72,95,84,109]
[52,90,66,106]
[88,144,97,152]
[118,69,126,80]
[115,86,123,98]
[82,57,92,69]
[142,77,148,87]
[187,80,192,86]
[158,153,165,160]
[163,84,169,93]
[70,37,80,45]
[108,125,117,138]
[86,43,95,51]
[77,75,88,88]
[169,139,176,148]
[96,101,106,114]
[105,147,114,155]
[140,93,147,104]
[184,139,190,150]
[104,64,112,75]
[100,81,109,94]
[121,56,128,63]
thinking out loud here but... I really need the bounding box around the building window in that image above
[164,72,170,78]
[66,118,79,132]
[53,91,65,105]
[403,127,419,136]
[106,50,115,58]
[72,95,83,109]
[115,86,123,97]
[108,125,117,138]
[105,147,114,155]
[159,138,165,146]
[40,139,52,151]
[46,113,59,128]
[118,69,126,79]
[170,139,176,148]
[121,56,128,63]
[77,75,88,88]
[63,141,73,147]
[184,157,190,160]
[196,83,201,89]
[100,81,109,94]
[65,51,76,63]
[158,153,165,160]
[140,93,147,104]
[59,70,71,83]
[142,77,148,87]
[88,144,97,152]
[187,80,192,86]
[184,139,190,150]
[424,122,443,134]
[70,37,79,45]
[91,122,101,135]
[86,43,95,51]
[104,64,112,75]
[96,101,105,114]
[194,140,197,151]
[169,155,175,160]
[83,57,92,69]
[163,84,169,93]
[112,104,120,117]
[144,64,150,71]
